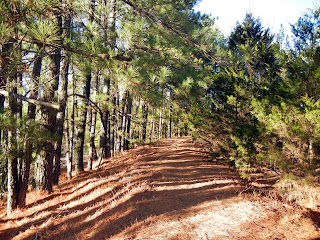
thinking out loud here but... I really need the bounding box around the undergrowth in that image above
[204,136,320,210]
[273,174,320,209]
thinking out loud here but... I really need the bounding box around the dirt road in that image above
[0,137,319,239]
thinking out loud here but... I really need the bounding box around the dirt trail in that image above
[0,137,319,239]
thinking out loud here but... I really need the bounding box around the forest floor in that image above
[0,137,320,240]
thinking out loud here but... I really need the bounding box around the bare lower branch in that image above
[0,90,61,110]
[69,93,139,121]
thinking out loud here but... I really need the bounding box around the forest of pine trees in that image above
[0,0,319,216]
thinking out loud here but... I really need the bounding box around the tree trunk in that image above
[119,92,126,152]
[74,72,91,174]
[34,8,62,191]
[65,66,76,180]
[119,90,128,150]
[15,46,23,207]
[64,103,71,180]
[169,105,172,138]
[0,50,6,144]
[73,0,95,173]
[19,53,42,207]
[7,131,17,215]
[98,77,111,164]
[124,91,132,150]
[142,103,148,142]
[158,109,162,140]
[34,46,60,192]
[149,109,155,143]
[0,58,5,144]
[87,72,98,170]
[115,90,121,153]
[99,111,111,159]
[6,75,18,215]
[98,0,117,160]
[4,38,19,215]
[111,85,118,155]
[0,93,4,144]
[131,99,140,142]
[53,7,71,184]
[50,12,63,185]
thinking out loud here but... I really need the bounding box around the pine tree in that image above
[53,0,72,184]
[34,12,62,192]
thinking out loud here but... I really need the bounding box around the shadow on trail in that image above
[1,137,245,240]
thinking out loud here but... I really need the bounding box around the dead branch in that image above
[0,89,61,110]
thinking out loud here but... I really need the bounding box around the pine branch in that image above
[133,44,162,54]
[0,90,61,110]
[132,44,179,60]
[68,93,103,115]
[69,93,140,122]
[121,0,214,61]
[14,36,132,62]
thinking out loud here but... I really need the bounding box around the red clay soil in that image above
[0,137,319,240]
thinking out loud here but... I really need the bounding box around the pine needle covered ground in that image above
[0,137,319,240]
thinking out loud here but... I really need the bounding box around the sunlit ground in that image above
[0,137,318,240]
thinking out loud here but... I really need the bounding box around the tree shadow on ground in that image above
[0,137,246,240]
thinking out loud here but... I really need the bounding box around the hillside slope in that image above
[0,137,319,239]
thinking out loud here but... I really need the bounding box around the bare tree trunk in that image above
[99,77,111,162]
[124,91,132,150]
[141,103,148,142]
[119,92,126,152]
[15,46,24,207]
[119,90,129,150]
[73,0,95,173]
[65,66,76,180]
[4,37,18,215]
[169,105,172,138]
[74,72,91,174]
[158,109,162,140]
[19,53,42,207]
[0,74,6,191]
[35,45,60,192]
[149,109,155,143]
[65,104,71,180]
[98,0,117,161]
[87,72,98,170]
[6,75,18,215]
[53,5,71,184]
[115,90,121,153]
[131,99,140,142]
[7,131,17,215]
[0,73,4,145]
[111,84,118,155]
